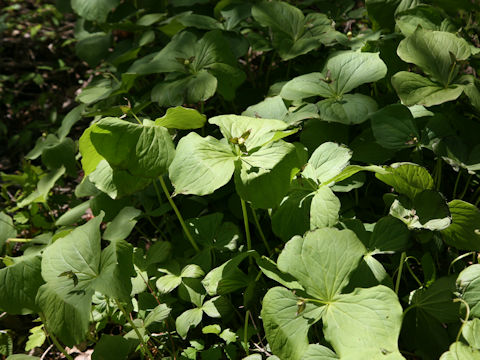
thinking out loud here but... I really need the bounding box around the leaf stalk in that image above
[156,177,200,253]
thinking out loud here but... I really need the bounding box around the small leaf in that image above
[176,308,203,339]
[155,107,206,130]
[144,304,171,328]
[441,200,480,251]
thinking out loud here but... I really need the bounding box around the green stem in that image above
[405,259,422,287]
[243,310,250,356]
[130,110,142,125]
[240,198,252,264]
[435,158,442,191]
[402,304,415,318]
[453,171,462,199]
[40,314,74,360]
[446,60,457,87]
[395,252,407,295]
[449,252,476,274]
[303,297,330,306]
[6,238,31,243]
[157,177,200,253]
[251,206,272,255]
[115,299,154,360]
[459,174,472,200]
[454,298,470,344]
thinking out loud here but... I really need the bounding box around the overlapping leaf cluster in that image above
[1,0,480,359]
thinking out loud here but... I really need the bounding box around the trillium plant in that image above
[1,0,480,360]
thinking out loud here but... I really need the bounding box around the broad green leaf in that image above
[17,167,66,208]
[146,241,171,266]
[136,13,166,27]
[252,2,336,60]
[36,283,93,346]
[255,255,304,291]
[409,276,459,323]
[169,133,236,195]
[463,319,480,349]
[322,286,403,359]
[321,51,387,95]
[176,12,223,30]
[303,142,352,184]
[89,118,175,178]
[220,3,252,30]
[95,239,134,302]
[389,191,451,231]
[271,190,313,241]
[88,160,151,199]
[202,295,231,318]
[280,72,332,101]
[144,304,171,328]
[129,30,243,103]
[75,32,111,67]
[396,5,456,36]
[402,306,450,359]
[0,212,16,249]
[261,287,325,360]
[103,206,142,241]
[202,252,252,296]
[130,30,236,74]
[317,93,378,125]
[176,308,203,339]
[26,134,76,175]
[369,216,410,252]
[0,255,44,314]
[179,278,206,307]
[234,141,298,208]
[396,28,471,85]
[209,115,289,151]
[242,96,288,121]
[151,71,217,106]
[441,200,480,251]
[186,213,240,251]
[41,215,104,292]
[365,0,404,31]
[440,342,480,360]
[277,228,366,301]
[7,355,40,360]
[154,107,206,130]
[76,78,114,105]
[302,344,338,359]
[208,63,247,100]
[370,104,420,149]
[376,162,434,199]
[391,71,465,107]
[79,127,103,176]
[92,335,135,360]
[71,0,119,22]
[413,190,451,230]
[309,187,340,229]
[281,51,386,100]
[55,200,91,227]
[456,264,480,317]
